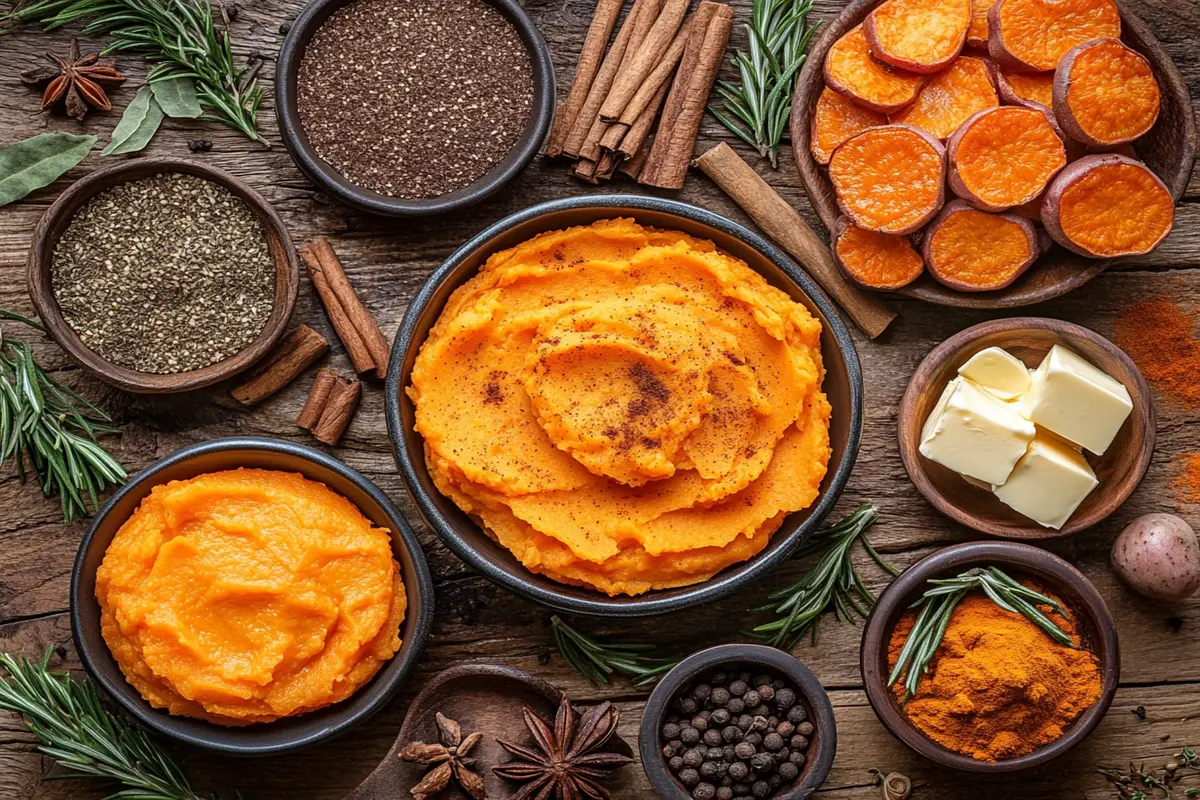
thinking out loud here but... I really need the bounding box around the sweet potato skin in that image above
[996,68,1054,108]
[824,25,926,113]
[1053,38,1160,148]
[891,55,999,139]
[922,199,1039,291]
[831,216,925,290]
[947,106,1066,211]
[988,0,1121,72]
[829,124,947,235]
[811,87,887,164]
[1041,153,1174,258]
[864,0,972,75]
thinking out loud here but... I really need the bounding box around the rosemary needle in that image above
[551,615,678,686]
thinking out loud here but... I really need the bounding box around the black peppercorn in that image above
[728,762,749,781]
[693,684,713,702]
[750,752,775,773]
[722,725,742,743]
[756,685,775,702]
[684,749,705,768]
[711,709,731,725]
[789,751,806,767]
[752,780,771,798]
[710,671,728,685]
[734,742,756,759]
[776,721,794,738]
[737,714,753,731]
[680,768,701,787]
[790,735,809,750]
[681,727,701,745]
[700,761,721,780]
[750,716,769,733]
[726,698,746,714]
[670,755,685,771]
[664,723,682,740]
[797,721,814,736]
[704,729,724,747]
[775,688,796,709]
[763,733,784,751]
[693,716,710,732]
[723,745,737,762]
[778,762,799,782]
[772,679,784,689]
[729,680,748,696]
[743,732,762,747]
[717,788,734,800]
[742,690,760,707]
[694,783,717,800]
[767,774,782,790]
[732,782,751,796]
[711,687,731,706]
[680,697,699,714]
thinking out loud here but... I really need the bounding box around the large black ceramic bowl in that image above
[275,0,554,217]
[385,195,863,616]
[71,437,435,756]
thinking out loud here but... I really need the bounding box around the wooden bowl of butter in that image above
[898,318,1155,539]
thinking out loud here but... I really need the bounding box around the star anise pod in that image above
[400,712,487,800]
[20,39,127,121]
[493,696,633,800]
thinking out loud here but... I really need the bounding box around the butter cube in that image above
[993,431,1099,529]
[919,377,1037,485]
[1023,345,1133,455]
[958,346,1032,400]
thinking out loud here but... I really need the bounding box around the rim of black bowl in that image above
[640,644,838,800]
[70,436,436,756]
[275,0,555,217]
[384,194,863,617]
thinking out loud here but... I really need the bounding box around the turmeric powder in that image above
[887,590,1102,762]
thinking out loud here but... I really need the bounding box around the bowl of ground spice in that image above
[861,541,1120,772]
[27,158,299,394]
[276,0,554,217]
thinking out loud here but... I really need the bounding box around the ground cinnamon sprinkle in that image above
[1114,298,1200,407]
[1173,453,1200,503]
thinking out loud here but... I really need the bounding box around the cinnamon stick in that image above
[693,143,897,339]
[298,368,339,430]
[640,3,733,189]
[616,16,690,127]
[546,0,626,157]
[641,0,717,162]
[598,0,690,123]
[574,158,601,183]
[301,238,390,379]
[231,325,330,406]
[616,55,672,159]
[619,145,650,179]
[599,121,631,152]
[312,376,362,446]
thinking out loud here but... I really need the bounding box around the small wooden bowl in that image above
[789,0,1197,309]
[897,317,1155,539]
[861,541,1120,772]
[640,644,837,800]
[27,157,300,394]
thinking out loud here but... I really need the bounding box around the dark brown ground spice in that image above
[297,0,534,199]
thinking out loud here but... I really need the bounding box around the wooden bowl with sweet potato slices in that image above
[791,0,1196,308]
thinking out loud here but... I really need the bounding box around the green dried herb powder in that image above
[51,173,275,374]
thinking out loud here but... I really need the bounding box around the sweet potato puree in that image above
[96,469,406,726]
[408,218,831,596]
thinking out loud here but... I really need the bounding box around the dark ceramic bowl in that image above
[275,0,555,217]
[71,437,435,756]
[860,541,1120,772]
[641,644,838,800]
[385,195,862,617]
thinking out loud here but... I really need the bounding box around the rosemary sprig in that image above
[0,651,213,800]
[0,309,126,522]
[1101,747,1200,799]
[12,0,266,143]
[752,504,898,650]
[551,615,678,686]
[709,0,821,168]
[888,566,1075,700]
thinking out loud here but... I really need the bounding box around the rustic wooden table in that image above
[2,1,1198,797]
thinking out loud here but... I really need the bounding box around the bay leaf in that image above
[103,87,165,156]
[0,133,97,208]
[151,77,203,119]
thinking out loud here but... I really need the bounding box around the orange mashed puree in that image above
[408,218,831,596]
[96,469,406,726]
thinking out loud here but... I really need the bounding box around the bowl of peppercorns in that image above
[641,644,837,800]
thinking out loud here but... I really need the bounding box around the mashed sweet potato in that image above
[408,219,831,596]
[96,469,406,726]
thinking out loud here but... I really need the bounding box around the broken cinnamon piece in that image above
[595,152,620,180]
[619,145,650,178]
[616,16,691,127]
[617,79,670,159]
[231,325,330,406]
[301,237,390,379]
[573,158,601,182]
[600,0,689,123]
[312,376,362,445]
[546,0,626,157]
[639,3,733,189]
[301,242,373,375]
[298,368,339,430]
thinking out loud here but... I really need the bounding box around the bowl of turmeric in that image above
[790,0,1197,309]
[860,541,1119,772]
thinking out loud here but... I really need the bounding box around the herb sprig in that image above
[9,0,266,143]
[752,504,898,650]
[0,651,229,800]
[1102,747,1200,799]
[551,615,678,686]
[709,0,821,168]
[0,309,125,522]
[888,566,1074,700]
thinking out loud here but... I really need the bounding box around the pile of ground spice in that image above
[51,173,275,374]
[888,590,1102,763]
[296,0,534,199]
[1114,297,1200,407]
[1174,453,1200,504]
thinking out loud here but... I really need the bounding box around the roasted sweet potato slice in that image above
[864,0,972,74]
[891,56,998,139]
[825,25,926,113]
[810,87,887,164]
[967,0,992,47]
[948,106,1066,211]
[923,200,1039,290]
[989,0,1120,72]
[1041,153,1174,258]
[1053,38,1160,148]
[831,216,925,289]
[829,124,945,234]
[996,68,1053,108]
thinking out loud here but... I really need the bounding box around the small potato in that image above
[1111,513,1200,601]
